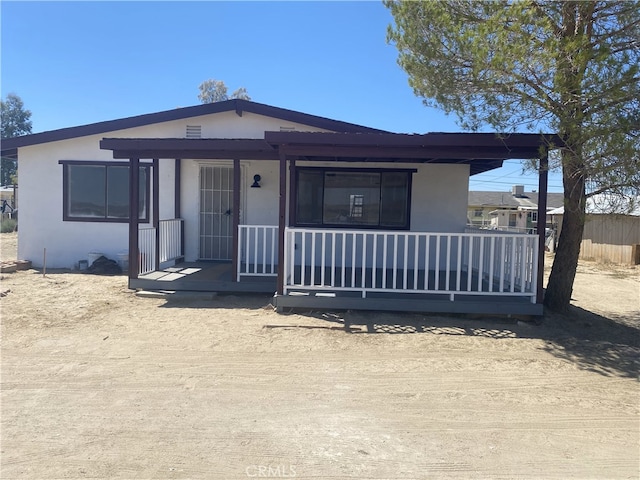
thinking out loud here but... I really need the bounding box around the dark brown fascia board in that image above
[265,131,563,150]
[0,148,17,159]
[243,102,388,134]
[2,99,388,151]
[278,144,544,160]
[100,137,276,150]
[469,160,504,176]
[100,137,281,160]
[100,137,533,163]
[99,138,509,174]
[109,149,280,160]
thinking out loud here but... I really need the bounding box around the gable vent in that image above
[186,125,202,138]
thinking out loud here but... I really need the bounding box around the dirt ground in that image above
[1,231,638,479]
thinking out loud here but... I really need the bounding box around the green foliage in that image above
[198,79,251,103]
[386,0,639,197]
[1,93,32,139]
[1,157,17,186]
[0,218,17,233]
[386,0,639,309]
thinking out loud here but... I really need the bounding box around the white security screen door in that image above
[199,165,234,260]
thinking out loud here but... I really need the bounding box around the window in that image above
[296,168,413,229]
[60,161,149,222]
[474,209,484,217]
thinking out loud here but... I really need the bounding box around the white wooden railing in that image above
[284,228,538,302]
[138,227,157,275]
[159,219,184,263]
[138,219,184,275]
[237,225,279,280]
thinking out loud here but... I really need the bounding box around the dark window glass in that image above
[380,172,409,227]
[68,165,106,217]
[323,172,380,226]
[106,166,129,218]
[296,169,411,229]
[297,170,324,224]
[63,162,148,222]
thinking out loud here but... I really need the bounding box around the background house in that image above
[468,185,564,233]
[548,195,640,265]
[0,185,17,220]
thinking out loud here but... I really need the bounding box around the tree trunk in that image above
[544,151,586,311]
[544,2,591,312]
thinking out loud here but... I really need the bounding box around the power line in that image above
[470,178,563,188]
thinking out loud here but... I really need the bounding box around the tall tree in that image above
[198,79,251,103]
[0,157,17,186]
[1,93,32,186]
[1,93,32,138]
[386,0,639,311]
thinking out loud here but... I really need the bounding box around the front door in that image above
[199,165,233,260]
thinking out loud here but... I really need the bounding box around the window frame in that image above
[294,167,415,230]
[60,160,151,223]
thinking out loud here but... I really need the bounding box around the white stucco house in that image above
[468,185,564,233]
[1,100,559,315]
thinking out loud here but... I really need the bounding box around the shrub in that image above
[0,218,17,233]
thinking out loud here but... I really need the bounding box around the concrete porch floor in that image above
[130,262,277,293]
[130,263,542,316]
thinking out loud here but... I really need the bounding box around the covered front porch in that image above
[131,222,542,315]
[101,131,558,316]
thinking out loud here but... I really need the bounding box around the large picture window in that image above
[296,168,413,229]
[60,161,149,222]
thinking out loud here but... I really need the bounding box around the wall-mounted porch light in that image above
[251,174,261,188]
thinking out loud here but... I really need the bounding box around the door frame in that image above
[198,161,246,261]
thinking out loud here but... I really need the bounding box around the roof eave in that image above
[2,99,388,151]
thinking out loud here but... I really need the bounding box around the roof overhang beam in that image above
[100,138,279,160]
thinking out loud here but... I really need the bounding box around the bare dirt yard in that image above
[1,231,638,479]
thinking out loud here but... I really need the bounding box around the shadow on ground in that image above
[539,306,639,379]
[24,269,639,379]
[158,292,275,310]
[153,290,639,379]
[279,303,640,380]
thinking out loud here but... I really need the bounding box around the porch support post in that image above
[276,151,287,295]
[536,151,549,304]
[128,157,140,281]
[153,158,160,271]
[232,158,241,282]
[289,158,297,226]
[174,159,181,218]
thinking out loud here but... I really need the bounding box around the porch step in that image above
[275,293,543,316]
[288,291,336,298]
[135,290,218,301]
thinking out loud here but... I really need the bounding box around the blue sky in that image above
[1,1,563,192]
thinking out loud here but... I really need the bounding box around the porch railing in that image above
[138,219,184,275]
[237,225,279,280]
[159,219,184,263]
[283,228,538,302]
[138,227,156,275]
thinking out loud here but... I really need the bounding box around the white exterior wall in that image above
[18,137,134,268]
[410,163,469,232]
[17,112,331,268]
